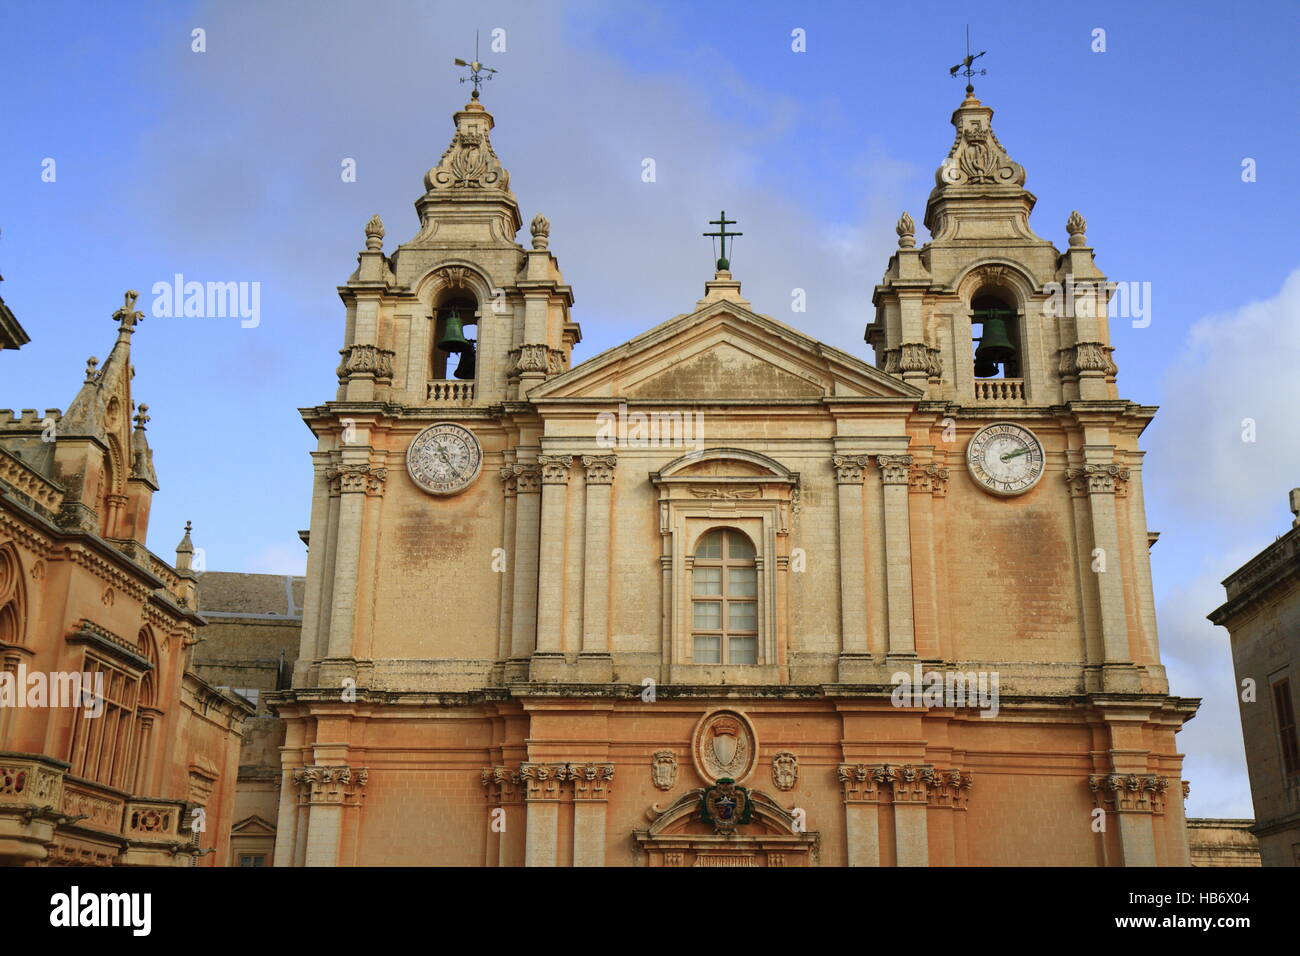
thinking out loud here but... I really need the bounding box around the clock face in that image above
[406,423,483,496]
[966,422,1045,496]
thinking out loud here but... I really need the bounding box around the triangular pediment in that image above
[530,300,921,403]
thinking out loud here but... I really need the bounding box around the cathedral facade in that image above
[271,88,1196,866]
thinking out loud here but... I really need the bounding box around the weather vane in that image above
[454,30,497,99]
[949,24,986,94]
[703,211,742,271]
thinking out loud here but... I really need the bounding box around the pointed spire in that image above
[62,291,141,438]
[175,520,194,570]
[130,402,158,486]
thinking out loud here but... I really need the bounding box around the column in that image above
[521,763,560,867]
[875,455,915,658]
[507,464,542,681]
[571,763,614,867]
[579,455,616,680]
[531,456,572,680]
[1068,465,1135,687]
[833,456,870,677]
[325,464,386,659]
[496,468,519,669]
[887,765,930,867]
[295,765,368,868]
[837,764,882,867]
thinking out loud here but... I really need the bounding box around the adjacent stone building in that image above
[0,291,249,866]
[1185,818,1261,866]
[191,570,304,866]
[268,85,1198,866]
[1209,490,1300,866]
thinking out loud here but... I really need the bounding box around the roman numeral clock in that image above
[966,422,1045,496]
[406,422,483,496]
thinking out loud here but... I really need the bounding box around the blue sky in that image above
[2,0,1298,818]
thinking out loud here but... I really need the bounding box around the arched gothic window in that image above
[691,529,758,665]
[0,544,25,647]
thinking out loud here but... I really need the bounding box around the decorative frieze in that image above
[580,454,617,484]
[336,344,395,384]
[291,765,369,805]
[513,762,614,801]
[1088,774,1169,814]
[875,454,914,485]
[326,464,388,496]
[837,763,972,809]
[1064,464,1130,497]
[899,343,931,374]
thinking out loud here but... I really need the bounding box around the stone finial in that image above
[1066,210,1087,246]
[896,211,916,249]
[530,214,550,250]
[112,290,144,331]
[84,356,99,383]
[133,403,150,430]
[175,520,195,573]
[1289,488,1300,527]
[364,214,385,251]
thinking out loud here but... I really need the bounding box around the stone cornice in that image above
[1210,524,1300,625]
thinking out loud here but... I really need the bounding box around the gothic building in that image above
[271,87,1196,866]
[0,292,248,866]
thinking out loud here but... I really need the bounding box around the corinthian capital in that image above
[832,454,869,484]
[537,455,574,484]
[580,454,617,484]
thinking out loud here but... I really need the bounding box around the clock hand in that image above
[1000,447,1032,462]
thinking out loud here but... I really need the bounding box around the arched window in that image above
[691,529,758,665]
[971,292,1021,379]
[0,544,25,646]
[432,294,478,381]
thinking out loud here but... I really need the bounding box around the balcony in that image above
[973,378,1026,403]
[427,380,475,403]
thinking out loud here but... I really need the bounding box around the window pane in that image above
[729,636,757,665]
[693,635,721,663]
[697,531,722,559]
[693,566,722,595]
[727,532,755,559]
[728,568,756,596]
[693,601,721,629]
[728,601,756,631]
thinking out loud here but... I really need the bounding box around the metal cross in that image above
[454,30,497,99]
[949,25,987,94]
[703,211,743,271]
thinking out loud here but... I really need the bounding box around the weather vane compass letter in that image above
[949,25,987,94]
[454,31,497,100]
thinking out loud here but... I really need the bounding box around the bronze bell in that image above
[452,342,476,380]
[437,308,472,354]
[973,309,1016,377]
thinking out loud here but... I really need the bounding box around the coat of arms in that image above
[700,778,753,833]
[692,709,756,782]
[651,750,677,791]
[772,751,798,791]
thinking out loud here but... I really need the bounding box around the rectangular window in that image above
[693,635,721,664]
[238,854,266,867]
[1273,677,1299,777]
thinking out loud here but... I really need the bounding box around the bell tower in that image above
[334,91,579,409]
[867,88,1116,406]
